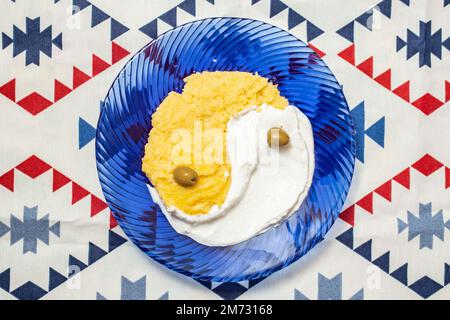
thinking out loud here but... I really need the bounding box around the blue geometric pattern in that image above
[0,229,127,300]
[294,273,364,300]
[1,0,448,301]
[350,102,385,163]
[397,20,449,68]
[337,0,394,42]
[120,276,146,300]
[78,117,96,149]
[2,17,62,66]
[336,227,446,298]
[197,277,266,300]
[0,206,60,254]
[96,276,169,300]
[71,0,129,40]
[398,203,449,249]
[337,0,450,54]
[139,0,324,42]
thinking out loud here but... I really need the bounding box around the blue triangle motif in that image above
[372,251,390,272]
[178,0,196,16]
[288,9,305,30]
[337,21,354,42]
[49,221,61,237]
[445,220,450,230]
[365,117,385,147]
[294,289,309,300]
[409,276,443,299]
[91,5,110,27]
[49,268,67,291]
[159,7,177,28]
[445,263,450,285]
[72,0,91,14]
[376,0,392,18]
[350,102,365,162]
[396,36,407,51]
[158,292,169,300]
[11,281,47,300]
[0,221,10,238]
[391,263,408,285]
[212,282,248,300]
[0,269,10,292]
[2,32,13,49]
[336,228,354,249]
[79,117,96,149]
[356,9,374,30]
[68,255,88,276]
[354,239,372,261]
[88,242,108,264]
[108,230,127,252]
[140,19,158,39]
[270,0,288,18]
[349,288,364,300]
[306,21,324,42]
[111,18,129,41]
[52,33,63,50]
[397,218,408,233]
[442,37,450,51]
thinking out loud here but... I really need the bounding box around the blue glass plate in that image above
[96,18,355,282]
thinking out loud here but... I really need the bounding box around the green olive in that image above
[173,166,198,187]
[267,127,290,147]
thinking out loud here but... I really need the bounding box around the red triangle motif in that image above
[374,180,392,202]
[0,79,16,102]
[339,205,355,226]
[92,54,110,77]
[356,57,374,78]
[54,80,71,102]
[17,92,53,115]
[374,69,391,90]
[357,193,373,214]
[337,44,355,65]
[72,182,90,204]
[0,169,14,192]
[73,67,91,89]
[112,42,130,64]
[392,81,410,102]
[52,169,71,192]
[412,93,444,116]
[445,81,449,103]
[16,155,51,179]
[412,154,443,176]
[308,43,326,58]
[91,194,108,217]
[393,168,410,189]
[110,213,118,229]
[445,167,450,189]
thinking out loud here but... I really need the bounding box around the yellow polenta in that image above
[142,71,288,215]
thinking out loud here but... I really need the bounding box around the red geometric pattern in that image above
[0,155,117,229]
[338,44,447,115]
[339,154,449,226]
[308,43,326,58]
[0,42,130,116]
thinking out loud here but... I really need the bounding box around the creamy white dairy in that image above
[148,104,315,246]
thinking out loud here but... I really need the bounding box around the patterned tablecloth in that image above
[0,0,449,300]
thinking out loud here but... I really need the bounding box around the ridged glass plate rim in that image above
[96,17,356,283]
